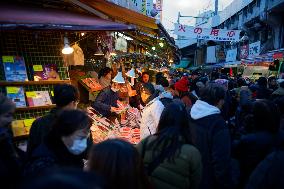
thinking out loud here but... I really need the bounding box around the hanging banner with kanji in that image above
[174,24,241,42]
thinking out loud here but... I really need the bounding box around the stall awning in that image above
[78,0,158,31]
[0,4,135,31]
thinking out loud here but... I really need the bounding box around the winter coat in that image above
[25,134,85,177]
[0,127,22,189]
[273,87,284,96]
[233,131,284,187]
[189,100,235,189]
[92,88,119,117]
[140,97,164,139]
[27,108,59,155]
[137,135,202,189]
[245,149,284,189]
[159,91,173,108]
[255,86,272,99]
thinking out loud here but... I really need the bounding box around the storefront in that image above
[0,1,175,145]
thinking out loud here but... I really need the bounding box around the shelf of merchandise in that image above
[0,80,71,86]
[16,105,56,112]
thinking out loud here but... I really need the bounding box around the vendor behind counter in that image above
[92,72,125,119]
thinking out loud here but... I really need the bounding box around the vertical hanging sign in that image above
[141,0,147,15]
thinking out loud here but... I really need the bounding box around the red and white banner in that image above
[174,24,241,42]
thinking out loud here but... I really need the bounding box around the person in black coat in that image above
[233,99,283,188]
[27,84,79,156]
[24,110,91,177]
[246,141,284,189]
[189,84,237,189]
[0,94,22,189]
[254,77,272,99]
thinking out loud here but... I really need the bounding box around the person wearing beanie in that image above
[27,84,79,155]
[174,77,194,108]
[140,83,164,139]
[174,76,189,92]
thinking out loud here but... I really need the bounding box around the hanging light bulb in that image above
[62,37,74,54]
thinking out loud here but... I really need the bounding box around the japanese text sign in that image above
[174,24,241,42]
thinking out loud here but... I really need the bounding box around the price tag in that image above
[26,91,37,98]
[24,119,36,128]
[6,87,20,94]
[2,56,14,63]
[33,65,43,72]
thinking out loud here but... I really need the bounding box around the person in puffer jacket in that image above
[189,83,237,189]
[140,83,164,139]
[137,101,202,189]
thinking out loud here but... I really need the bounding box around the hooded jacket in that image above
[189,100,234,189]
[140,96,164,140]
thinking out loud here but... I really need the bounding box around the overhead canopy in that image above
[0,4,135,31]
[78,0,158,32]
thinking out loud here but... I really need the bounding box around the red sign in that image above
[273,52,283,59]
[240,45,249,59]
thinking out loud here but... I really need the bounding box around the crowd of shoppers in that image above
[1,68,284,189]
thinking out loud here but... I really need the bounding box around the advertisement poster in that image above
[240,45,249,59]
[226,49,238,62]
[248,41,261,58]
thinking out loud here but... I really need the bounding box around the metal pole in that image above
[177,11,180,24]
[215,0,219,15]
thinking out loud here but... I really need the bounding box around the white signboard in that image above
[174,24,241,42]
[156,0,163,11]
[248,41,261,58]
[226,49,237,62]
[206,46,217,63]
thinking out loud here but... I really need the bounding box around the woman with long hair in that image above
[87,139,151,189]
[137,101,202,189]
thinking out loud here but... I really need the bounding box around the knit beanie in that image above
[174,77,189,92]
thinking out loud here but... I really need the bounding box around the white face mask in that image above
[68,138,87,155]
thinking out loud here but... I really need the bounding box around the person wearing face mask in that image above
[27,84,79,156]
[140,83,164,139]
[0,94,23,189]
[24,109,91,177]
[98,67,113,89]
[189,83,237,189]
[92,77,125,119]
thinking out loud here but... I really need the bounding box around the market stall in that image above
[0,0,176,146]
